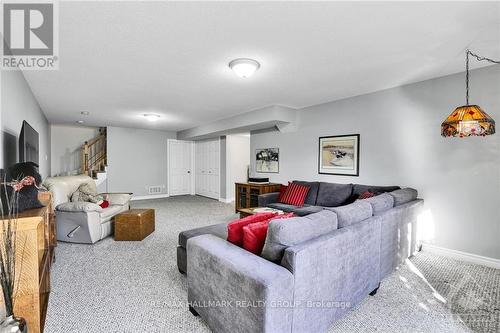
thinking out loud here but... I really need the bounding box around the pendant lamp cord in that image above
[465,50,500,106]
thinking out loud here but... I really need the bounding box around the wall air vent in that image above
[148,186,162,194]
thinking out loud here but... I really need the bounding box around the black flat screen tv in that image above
[19,121,39,165]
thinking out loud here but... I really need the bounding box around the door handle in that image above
[187,171,191,174]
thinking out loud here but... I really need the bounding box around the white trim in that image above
[131,194,170,201]
[423,243,500,269]
[219,197,234,204]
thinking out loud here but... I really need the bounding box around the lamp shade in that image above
[229,58,260,78]
[441,105,495,137]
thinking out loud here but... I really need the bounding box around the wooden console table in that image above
[0,192,56,333]
[235,182,281,213]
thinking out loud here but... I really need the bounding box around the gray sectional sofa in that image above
[178,183,423,333]
[259,181,400,216]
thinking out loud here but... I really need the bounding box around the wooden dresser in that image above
[0,192,56,333]
[235,182,281,213]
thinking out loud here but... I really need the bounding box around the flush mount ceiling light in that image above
[229,58,260,78]
[441,50,499,138]
[81,111,90,116]
[76,120,84,124]
[144,114,160,122]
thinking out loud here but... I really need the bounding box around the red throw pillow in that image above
[99,200,110,209]
[242,221,269,255]
[278,184,288,202]
[242,213,295,254]
[227,213,277,246]
[358,191,375,199]
[280,182,310,207]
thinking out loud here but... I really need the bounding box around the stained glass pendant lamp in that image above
[441,50,499,137]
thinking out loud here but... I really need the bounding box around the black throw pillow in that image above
[1,162,44,214]
[9,162,42,185]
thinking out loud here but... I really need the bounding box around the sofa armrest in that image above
[258,192,280,207]
[56,201,103,213]
[187,234,293,333]
[100,193,132,206]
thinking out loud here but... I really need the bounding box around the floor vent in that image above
[148,186,162,194]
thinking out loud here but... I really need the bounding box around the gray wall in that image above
[1,70,51,178]
[50,124,99,176]
[107,126,176,198]
[251,66,500,259]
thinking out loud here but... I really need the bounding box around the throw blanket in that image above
[71,183,104,204]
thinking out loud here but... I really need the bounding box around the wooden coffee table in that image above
[114,209,155,241]
[237,207,284,219]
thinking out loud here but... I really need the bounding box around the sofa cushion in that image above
[227,213,277,246]
[242,213,294,255]
[315,182,353,207]
[292,205,324,216]
[325,201,373,228]
[352,184,400,196]
[389,188,418,206]
[359,193,394,214]
[179,221,229,249]
[261,210,338,262]
[267,203,322,216]
[292,181,320,205]
[280,182,310,207]
[267,202,306,212]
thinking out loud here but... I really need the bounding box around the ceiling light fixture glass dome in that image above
[144,114,160,122]
[229,58,260,78]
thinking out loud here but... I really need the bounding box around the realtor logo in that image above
[1,1,59,70]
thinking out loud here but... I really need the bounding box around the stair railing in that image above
[81,132,107,178]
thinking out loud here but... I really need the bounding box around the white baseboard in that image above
[422,243,500,269]
[219,197,234,203]
[131,194,170,201]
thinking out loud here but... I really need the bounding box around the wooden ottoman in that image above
[114,209,155,241]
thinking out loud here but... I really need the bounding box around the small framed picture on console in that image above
[256,148,279,173]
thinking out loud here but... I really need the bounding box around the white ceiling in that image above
[22,1,500,132]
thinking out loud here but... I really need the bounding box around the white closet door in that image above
[195,143,202,194]
[195,139,220,199]
[168,140,193,196]
[212,140,219,175]
[202,141,209,195]
[209,140,219,197]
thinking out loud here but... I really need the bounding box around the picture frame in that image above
[255,148,279,173]
[318,134,360,176]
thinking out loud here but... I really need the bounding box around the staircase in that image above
[81,128,107,187]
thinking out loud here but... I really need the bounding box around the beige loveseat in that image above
[43,175,131,244]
